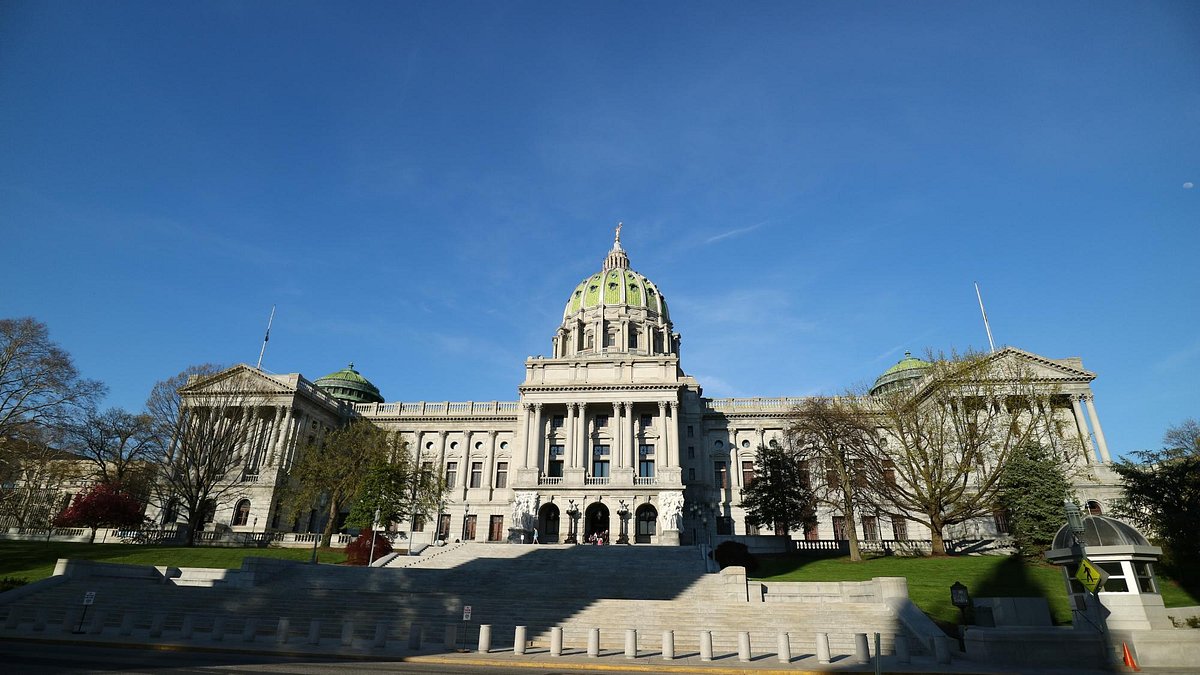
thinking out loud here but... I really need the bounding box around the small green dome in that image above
[870,351,931,396]
[313,362,384,404]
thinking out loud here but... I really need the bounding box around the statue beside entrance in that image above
[509,491,539,543]
[658,491,685,546]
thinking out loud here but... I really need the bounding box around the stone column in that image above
[565,403,577,469]
[657,401,668,469]
[625,401,636,468]
[519,404,531,469]
[532,403,544,472]
[1070,395,1096,463]
[484,430,497,490]
[613,402,624,468]
[1083,394,1112,463]
[578,403,589,469]
[461,430,474,500]
[666,401,680,468]
[437,430,449,473]
[413,430,424,466]
[757,427,766,450]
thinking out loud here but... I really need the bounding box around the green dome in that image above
[562,234,669,320]
[870,351,931,396]
[313,362,384,404]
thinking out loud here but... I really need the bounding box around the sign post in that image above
[1075,558,1109,594]
[74,591,96,634]
[460,605,472,651]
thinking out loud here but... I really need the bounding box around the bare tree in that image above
[787,397,876,561]
[63,407,156,495]
[0,431,85,529]
[859,350,1064,555]
[145,364,258,546]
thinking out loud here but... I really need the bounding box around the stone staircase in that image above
[0,544,916,655]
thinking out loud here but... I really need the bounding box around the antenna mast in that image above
[256,305,275,370]
[974,282,996,353]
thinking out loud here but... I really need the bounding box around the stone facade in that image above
[153,230,1121,548]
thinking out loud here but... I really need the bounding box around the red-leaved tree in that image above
[344,529,393,566]
[54,482,144,542]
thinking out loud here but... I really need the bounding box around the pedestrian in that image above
[533,527,539,544]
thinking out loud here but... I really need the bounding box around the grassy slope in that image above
[0,541,348,583]
[751,554,1198,626]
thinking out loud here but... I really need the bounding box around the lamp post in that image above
[617,500,630,545]
[950,580,970,650]
[565,500,580,544]
[462,503,471,542]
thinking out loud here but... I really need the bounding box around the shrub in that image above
[0,577,28,593]
[344,529,394,566]
[713,540,758,573]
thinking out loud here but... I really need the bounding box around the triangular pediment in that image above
[985,346,1096,383]
[179,363,301,396]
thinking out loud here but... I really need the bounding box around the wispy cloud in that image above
[703,220,766,245]
[1154,339,1200,374]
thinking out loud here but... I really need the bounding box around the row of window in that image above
[445,461,509,489]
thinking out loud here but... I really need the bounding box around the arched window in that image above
[232,499,251,527]
[1086,500,1103,515]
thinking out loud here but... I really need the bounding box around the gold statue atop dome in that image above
[615,221,623,244]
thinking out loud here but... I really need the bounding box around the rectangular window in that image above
[832,515,847,541]
[495,461,508,488]
[592,459,610,477]
[628,330,638,348]
[548,460,563,478]
[742,461,755,487]
[688,467,695,482]
[862,516,879,541]
[593,445,610,457]
[804,521,819,541]
[640,414,652,428]
[639,443,653,457]
[639,459,655,477]
[596,414,608,428]
[714,461,727,489]
[412,514,425,532]
[853,459,866,488]
[469,462,482,488]
[445,462,457,489]
[687,446,695,459]
[891,517,908,541]
[883,459,896,485]
[798,460,811,489]
[552,415,564,429]
[687,425,694,438]
[550,444,564,456]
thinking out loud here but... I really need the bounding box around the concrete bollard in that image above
[662,630,674,660]
[373,622,389,649]
[33,608,48,632]
[444,623,457,648]
[934,636,951,664]
[777,632,791,663]
[211,616,226,642]
[625,628,637,659]
[514,626,527,655]
[854,632,869,664]
[699,630,713,662]
[181,615,195,640]
[88,610,105,635]
[341,619,354,647]
[816,632,831,664]
[587,628,600,657]
[149,612,165,638]
[275,617,290,644]
[242,618,257,643]
[408,623,422,650]
[738,631,751,662]
[307,619,321,646]
[895,633,910,664]
[5,608,21,629]
[550,627,562,656]
[119,612,135,636]
[478,624,492,653]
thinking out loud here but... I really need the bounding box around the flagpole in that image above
[974,282,996,353]
[256,305,275,370]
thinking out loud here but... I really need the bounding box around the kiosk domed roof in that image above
[313,363,384,404]
[1051,515,1151,550]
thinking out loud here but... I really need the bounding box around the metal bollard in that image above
[700,630,713,662]
[211,616,225,642]
[341,619,355,647]
[587,628,600,657]
[444,623,457,648]
[88,610,106,635]
[816,632,831,664]
[514,626,527,655]
[33,608,48,632]
[895,633,910,664]
[242,618,257,643]
[738,631,751,662]
[625,628,637,659]
[373,622,389,649]
[307,619,321,646]
[855,632,869,664]
[150,612,165,638]
[875,632,882,672]
[777,632,791,663]
[276,617,290,644]
[478,624,492,653]
[119,612,135,636]
[662,630,674,660]
[408,623,422,650]
[550,627,562,656]
[934,636,951,664]
[181,614,195,640]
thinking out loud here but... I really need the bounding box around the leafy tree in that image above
[997,442,1075,559]
[786,398,874,561]
[738,443,817,537]
[1112,419,1200,569]
[860,349,1066,555]
[283,420,393,547]
[145,364,258,546]
[346,456,446,534]
[63,407,156,497]
[53,482,144,543]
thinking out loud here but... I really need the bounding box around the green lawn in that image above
[0,541,348,584]
[751,554,1198,627]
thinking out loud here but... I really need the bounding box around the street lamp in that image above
[950,580,970,650]
[617,500,630,545]
[565,499,580,544]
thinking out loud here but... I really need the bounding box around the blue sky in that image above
[2,2,1197,458]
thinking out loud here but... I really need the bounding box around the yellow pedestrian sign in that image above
[1075,558,1108,593]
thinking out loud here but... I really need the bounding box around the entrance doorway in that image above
[538,503,560,543]
[584,502,610,542]
[635,505,657,544]
[462,514,477,541]
[438,514,451,541]
[488,515,504,542]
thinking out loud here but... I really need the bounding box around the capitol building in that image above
[170,230,1121,549]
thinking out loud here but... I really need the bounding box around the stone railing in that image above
[703,397,813,414]
[539,477,564,486]
[584,476,610,486]
[634,476,657,486]
[790,538,993,556]
[354,401,520,417]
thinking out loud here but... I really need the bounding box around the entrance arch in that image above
[584,502,610,542]
[538,503,560,543]
[635,505,658,544]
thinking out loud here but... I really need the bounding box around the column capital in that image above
[658,400,668,412]
[1076,393,1092,403]
[438,430,449,439]
[488,430,498,439]
[534,402,544,413]
[578,401,588,411]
